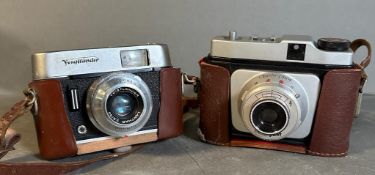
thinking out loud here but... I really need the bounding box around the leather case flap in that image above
[199,60,230,145]
[29,80,78,160]
[158,67,183,139]
[308,68,362,156]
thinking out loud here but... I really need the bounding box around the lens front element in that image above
[251,101,288,134]
[111,95,135,116]
[106,87,143,124]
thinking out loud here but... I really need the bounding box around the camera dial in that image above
[317,38,351,51]
[86,72,153,137]
[239,72,308,141]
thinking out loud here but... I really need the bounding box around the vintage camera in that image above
[199,32,369,156]
[30,44,182,160]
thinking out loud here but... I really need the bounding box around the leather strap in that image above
[0,100,32,159]
[181,73,199,112]
[351,39,372,69]
[350,39,372,93]
[0,91,143,175]
[0,145,142,175]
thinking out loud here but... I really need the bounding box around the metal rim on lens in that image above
[86,72,153,137]
[240,86,301,141]
[250,100,289,135]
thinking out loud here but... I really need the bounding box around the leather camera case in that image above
[29,67,182,160]
[199,60,363,157]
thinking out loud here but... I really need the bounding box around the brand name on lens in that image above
[62,56,99,66]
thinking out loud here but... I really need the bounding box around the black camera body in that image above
[60,70,161,141]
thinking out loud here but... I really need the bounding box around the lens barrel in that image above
[86,72,153,137]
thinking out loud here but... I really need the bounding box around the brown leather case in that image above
[158,67,183,139]
[199,60,363,157]
[231,139,306,154]
[199,60,230,145]
[308,67,362,157]
[29,80,78,160]
[29,68,182,159]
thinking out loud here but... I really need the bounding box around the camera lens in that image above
[251,101,287,134]
[86,72,153,137]
[111,95,134,116]
[237,72,313,141]
[106,87,144,125]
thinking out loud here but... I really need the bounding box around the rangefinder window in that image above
[120,49,149,67]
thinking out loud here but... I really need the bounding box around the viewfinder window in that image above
[120,49,149,67]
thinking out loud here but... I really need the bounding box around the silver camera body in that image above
[218,32,354,141]
[32,44,171,80]
[211,32,353,66]
[231,70,320,140]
